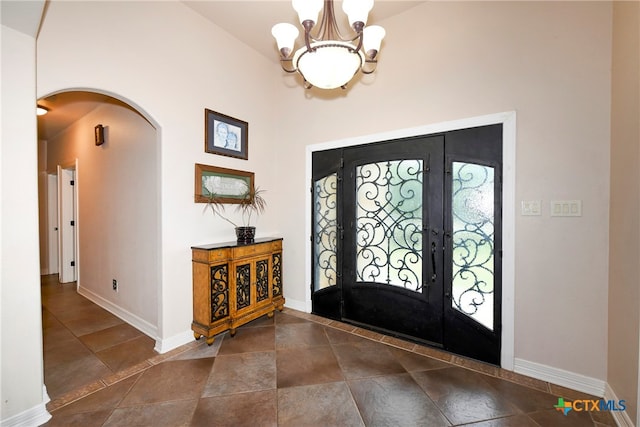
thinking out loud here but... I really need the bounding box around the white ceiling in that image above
[1,0,45,37]
[36,1,425,140]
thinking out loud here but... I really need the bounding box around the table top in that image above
[191,237,282,251]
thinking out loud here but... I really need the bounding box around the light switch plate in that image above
[550,200,582,217]
[521,200,542,216]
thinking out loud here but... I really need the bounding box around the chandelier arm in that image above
[279,59,298,73]
[316,0,345,41]
[361,59,378,75]
[302,20,315,52]
[351,22,365,53]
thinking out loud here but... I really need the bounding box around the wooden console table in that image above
[191,237,284,345]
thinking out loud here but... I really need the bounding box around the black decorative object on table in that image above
[235,226,256,244]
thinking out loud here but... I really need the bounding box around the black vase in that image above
[235,226,256,244]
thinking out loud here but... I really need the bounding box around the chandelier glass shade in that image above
[272,0,386,90]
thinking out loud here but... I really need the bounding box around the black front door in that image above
[311,124,502,365]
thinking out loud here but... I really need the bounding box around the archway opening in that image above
[37,89,162,400]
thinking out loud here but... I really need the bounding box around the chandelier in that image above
[271,0,386,90]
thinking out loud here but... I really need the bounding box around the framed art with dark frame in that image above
[194,163,254,204]
[205,108,248,160]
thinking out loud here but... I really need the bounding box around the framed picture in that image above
[194,163,254,204]
[205,108,248,160]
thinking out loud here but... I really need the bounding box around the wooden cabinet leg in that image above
[194,332,201,340]
[229,328,237,337]
[267,311,274,318]
[205,336,215,346]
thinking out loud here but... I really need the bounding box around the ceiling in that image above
[37,1,424,140]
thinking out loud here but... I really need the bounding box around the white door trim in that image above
[57,160,79,284]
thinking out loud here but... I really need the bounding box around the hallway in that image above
[42,275,157,400]
[41,276,614,426]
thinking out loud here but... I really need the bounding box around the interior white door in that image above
[58,166,77,283]
[47,174,59,275]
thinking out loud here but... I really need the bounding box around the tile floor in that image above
[41,275,616,426]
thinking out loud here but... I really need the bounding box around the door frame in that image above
[57,159,80,285]
[305,111,516,370]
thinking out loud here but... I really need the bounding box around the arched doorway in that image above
[37,90,162,399]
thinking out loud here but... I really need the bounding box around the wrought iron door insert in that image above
[312,125,502,365]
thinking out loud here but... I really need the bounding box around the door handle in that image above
[430,241,437,283]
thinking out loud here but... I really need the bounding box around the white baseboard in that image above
[154,298,311,354]
[154,329,194,354]
[42,385,50,405]
[77,286,159,342]
[0,401,51,427]
[514,358,606,397]
[284,298,307,313]
[604,383,634,427]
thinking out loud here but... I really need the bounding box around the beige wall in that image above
[608,1,640,423]
[43,101,160,333]
[37,138,48,274]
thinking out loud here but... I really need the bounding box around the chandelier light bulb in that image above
[363,25,386,57]
[292,0,323,25]
[271,23,299,57]
[342,0,374,27]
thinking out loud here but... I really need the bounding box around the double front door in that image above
[311,125,502,365]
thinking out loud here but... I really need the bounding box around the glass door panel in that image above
[451,162,495,330]
[355,160,423,291]
[313,173,338,291]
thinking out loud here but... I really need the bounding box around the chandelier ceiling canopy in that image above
[272,0,386,90]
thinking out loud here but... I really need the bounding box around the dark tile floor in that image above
[41,275,615,426]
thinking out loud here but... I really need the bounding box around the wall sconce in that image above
[95,124,105,146]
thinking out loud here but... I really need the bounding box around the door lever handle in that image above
[430,241,437,283]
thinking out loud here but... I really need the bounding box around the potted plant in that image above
[203,185,267,244]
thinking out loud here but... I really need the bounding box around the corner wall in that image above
[1,24,51,425]
[608,1,640,424]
